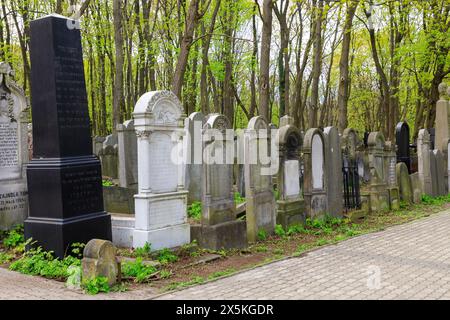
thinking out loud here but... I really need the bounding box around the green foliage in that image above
[2,224,24,248]
[255,245,268,253]
[121,257,158,283]
[187,201,202,220]
[421,194,450,205]
[274,224,286,237]
[257,229,267,241]
[102,179,114,187]
[165,276,205,291]
[9,245,81,279]
[160,269,172,279]
[134,242,152,258]
[273,248,284,255]
[286,224,306,235]
[0,252,13,264]
[83,276,110,295]
[234,192,246,204]
[157,248,178,264]
[208,268,236,280]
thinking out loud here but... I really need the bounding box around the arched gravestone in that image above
[396,122,411,173]
[191,113,247,250]
[303,128,327,218]
[367,132,390,212]
[25,15,111,258]
[435,83,450,152]
[244,116,276,242]
[396,162,413,204]
[133,91,190,250]
[0,62,29,231]
[324,127,343,217]
[184,112,205,203]
[275,124,304,228]
[417,129,433,196]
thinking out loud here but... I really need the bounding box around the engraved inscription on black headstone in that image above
[24,14,111,258]
[396,122,411,173]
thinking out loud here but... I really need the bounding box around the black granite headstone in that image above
[24,14,111,258]
[395,121,411,173]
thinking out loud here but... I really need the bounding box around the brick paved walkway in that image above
[157,209,450,300]
[2,209,450,300]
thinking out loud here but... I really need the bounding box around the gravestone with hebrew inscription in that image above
[25,14,111,258]
[324,126,343,217]
[184,112,205,203]
[244,116,276,242]
[133,91,190,250]
[385,141,400,210]
[0,63,29,230]
[303,128,327,218]
[276,124,305,228]
[367,132,390,212]
[191,114,247,250]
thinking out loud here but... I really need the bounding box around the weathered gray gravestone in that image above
[367,132,390,212]
[409,172,423,203]
[184,112,205,203]
[279,115,294,128]
[99,134,118,178]
[25,14,111,258]
[435,83,450,152]
[396,162,413,204]
[117,120,138,189]
[93,136,105,157]
[385,141,400,210]
[82,239,119,286]
[303,128,327,218]
[433,150,446,196]
[244,116,276,242]
[0,62,29,230]
[133,91,190,250]
[448,140,450,193]
[191,114,247,250]
[417,129,433,196]
[429,150,438,196]
[324,126,343,217]
[276,124,305,228]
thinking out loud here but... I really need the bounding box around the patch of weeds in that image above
[257,229,267,241]
[111,282,128,293]
[293,244,311,256]
[255,245,268,253]
[121,257,158,283]
[102,179,114,187]
[274,189,280,201]
[316,238,329,246]
[0,252,13,264]
[179,240,199,257]
[272,248,284,255]
[208,268,236,280]
[287,224,306,235]
[187,201,202,220]
[2,224,24,248]
[134,242,152,258]
[234,192,246,205]
[165,276,204,291]
[157,248,178,264]
[160,269,172,279]
[274,224,286,237]
[82,276,110,295]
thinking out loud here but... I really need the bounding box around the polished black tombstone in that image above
[395,122,411,173]
[24,14,111,258]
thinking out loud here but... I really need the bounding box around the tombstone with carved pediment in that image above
[303,128,327,218]
[191,113,247,250]
[184,112,206,203]
[0,62,29,230]
[367,132,390,212]
[244,116,276,242]
[132,91,190,250]
[276,124,305,228]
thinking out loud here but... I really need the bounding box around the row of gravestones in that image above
[1,14,449,257]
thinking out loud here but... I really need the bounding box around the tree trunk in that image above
[113,0,125,134]
[259,0,273,121]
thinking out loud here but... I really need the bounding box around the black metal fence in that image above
[342,156,361,212]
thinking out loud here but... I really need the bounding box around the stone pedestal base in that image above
[369,185,390,212]
[276,199,305,228]
[191,220,247,250]
[111,214,134,248]
[304,193,327,218]
[388,187,400,210]
[0,180,28,231]
[133,223,190,250]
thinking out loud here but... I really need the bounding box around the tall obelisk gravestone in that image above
[24,14,111,258]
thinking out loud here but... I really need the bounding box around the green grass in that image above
[164,276,205,292]
[207,268,236,280]
[121,257,158,283]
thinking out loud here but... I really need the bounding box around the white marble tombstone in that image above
[244,116,276,242]
[303,128,327,218]
[0,62,29,230]
[133,91,189,250]
[184,112,205,203]
[417,129,433,196]
[324,126,343,217]
[117,119,138,189]
[284,160,300,198]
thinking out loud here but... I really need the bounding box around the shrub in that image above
[121,257,157,283]
[83,276,110,295]
[257,229,267,241]
[274,224,286,237]
[187,201,202,220]
[157,248,178,264]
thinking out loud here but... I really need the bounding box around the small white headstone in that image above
[284,160,300,198]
